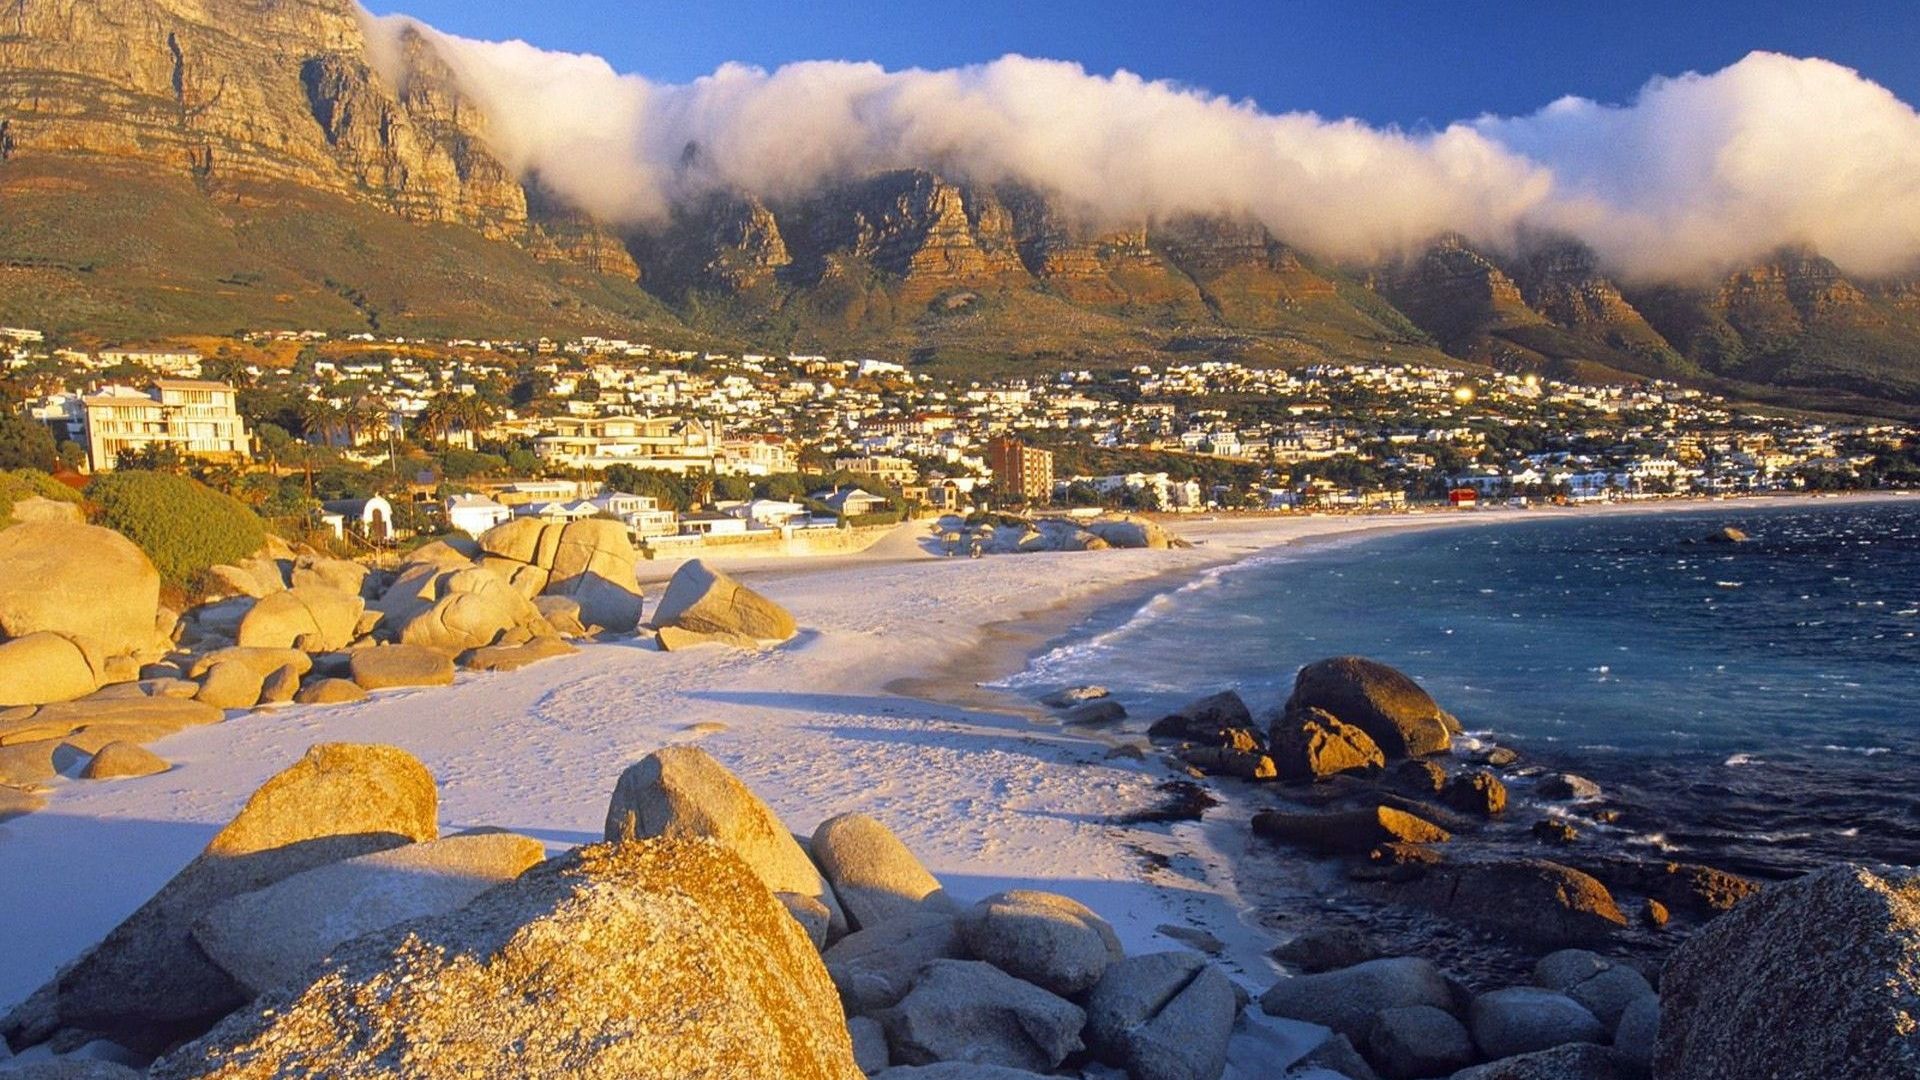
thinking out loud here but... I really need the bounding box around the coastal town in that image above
[1,324,1914,555]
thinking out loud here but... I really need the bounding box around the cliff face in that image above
[2,0,1919,410]
[0,0,635,270]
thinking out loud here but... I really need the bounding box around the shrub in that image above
[87,470,267,584]
[0,414,56,471]
[0,469,83,523]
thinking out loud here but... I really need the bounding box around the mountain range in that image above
[3,0,1919,417]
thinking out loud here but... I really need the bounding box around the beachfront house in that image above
[677,510,751,537]
[813,487,889,518]
[730,499,812,529]
[588,491,680,538]
[445,493,513,537]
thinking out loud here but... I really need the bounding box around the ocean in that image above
[999,498,1920,878]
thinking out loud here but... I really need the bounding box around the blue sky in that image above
[360,0,1920,127]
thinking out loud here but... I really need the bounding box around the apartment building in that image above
[985,436,1055,503]
[532,415,717,473]
[81,380,251,471]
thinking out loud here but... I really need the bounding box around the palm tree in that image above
[344,397,390,446]
[417,396,459,445]
[295,398,343,447]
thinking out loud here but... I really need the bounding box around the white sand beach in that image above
[1,494,1904,1056]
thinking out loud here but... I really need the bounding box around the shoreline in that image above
[886,488,1916,721]
[0,489,1908,1012]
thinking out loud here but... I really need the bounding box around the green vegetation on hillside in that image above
[87,470,267,585]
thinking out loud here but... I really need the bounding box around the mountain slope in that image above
[1,0,1918,414]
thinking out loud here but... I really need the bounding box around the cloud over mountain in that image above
[363,10,1920,282]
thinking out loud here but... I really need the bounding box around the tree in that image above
[0,413,57,471]
[296,398,345,445]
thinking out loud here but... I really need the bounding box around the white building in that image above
[445,493,513,537]
[80,380,251,471]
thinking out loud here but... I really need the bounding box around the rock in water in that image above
[151,838,861,1080]
[190,833,547,998]
[605,745,847,937]
[1656,863,1920,1079]
[1268,707,1386,781]
[1251,806,1449,854]
[1409,859,1627,946]
[651,559,797,642]
[958,890,1124,997]
[1283,657,1453,758]
[1084,951,1237,1080]
[879,959,1085,1072]
[810,812,953,931]
[49,744,438,1050]
[0,522,162,658]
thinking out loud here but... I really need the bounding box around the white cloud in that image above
[361,10,1920,281]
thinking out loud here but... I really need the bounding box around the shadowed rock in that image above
[1656,863,1920,1080]
[152,838,860,1080]
[40,744,437,1052]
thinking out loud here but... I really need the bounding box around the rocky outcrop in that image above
[189,832,547,998]
[0,522,163,659]
[0,632,110,707]
[1283,657,1454,758]
[348,644,456,689]
[475,519,644,633]
[1083,951,1236,1080]
[1258,957,1454,1043]
[1409,859,1628,946]
[1251,805,1449,854]
[39,744,437,1051]
[152,838,861,1079]
[958,890,1124,998]
[651,559,797,644]
[824,912,967,1016]
[810,812,954,931]
[1656,863,1920,1080]
[878,959,1084,1073]
[1468,987,1606,1059]
[0,0,614,266]
[235,586,364,652]
[605,745,847,937]
[81,740,169,779]
[1268,706,1386,781]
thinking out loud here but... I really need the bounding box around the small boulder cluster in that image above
[0,512,799,823]
[605,746,1241,1080]
[0,743,1242,1080]
[1263,946,1660,1079]
[952,513,1191,556]
[1131,656,1758,950]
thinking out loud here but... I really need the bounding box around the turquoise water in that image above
[1001,499,1920,875]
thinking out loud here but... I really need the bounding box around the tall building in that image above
[81,379,251,471]
[986,436,1054,503]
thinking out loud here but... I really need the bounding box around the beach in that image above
[1,493,1906,1018]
